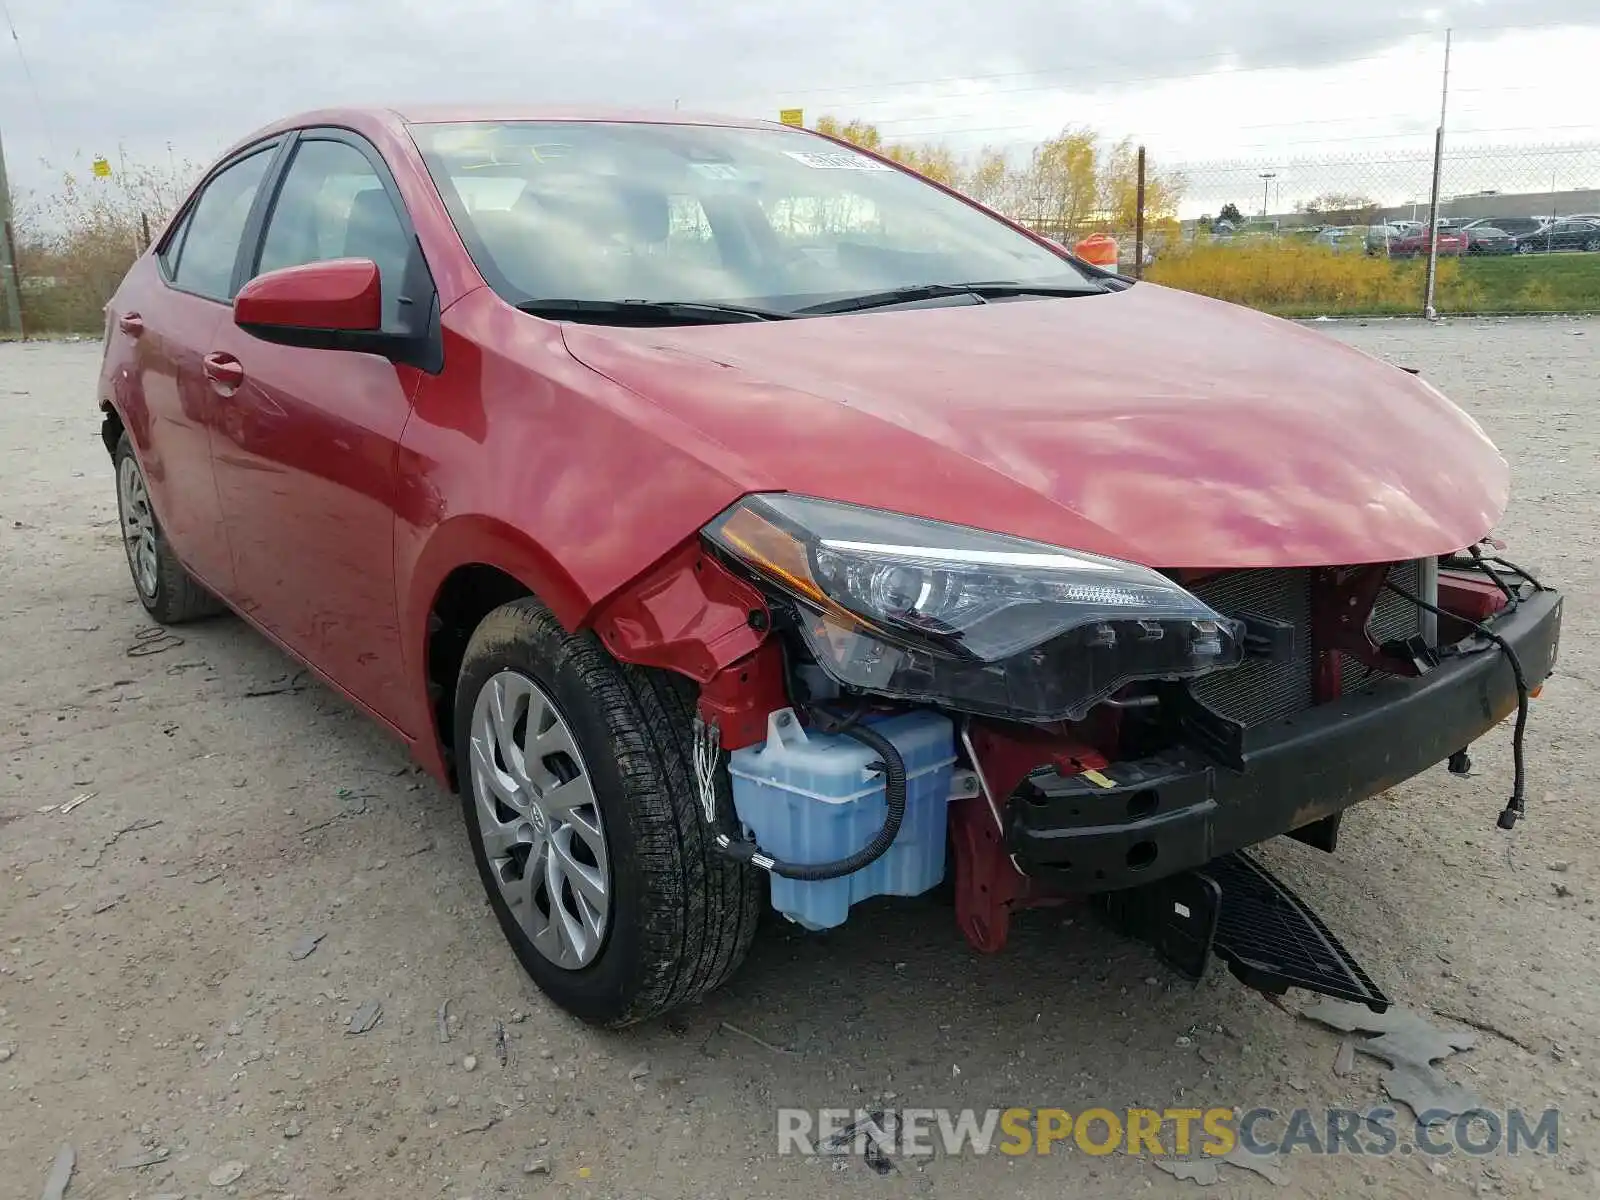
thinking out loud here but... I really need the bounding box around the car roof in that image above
[216,105,795,166]
[235,104,781,144]
[396,103,778,127]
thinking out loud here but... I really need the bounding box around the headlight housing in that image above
[704,495,1243,722]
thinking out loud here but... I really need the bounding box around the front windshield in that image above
[409,120,1096,315]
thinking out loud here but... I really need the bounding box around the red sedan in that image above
[1385,227,1468,258]
[98,107,1561,1026]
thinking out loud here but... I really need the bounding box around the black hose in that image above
[1485,554,1544,591]
[1469,544,1519,607]
[1442,547,1544,595]
[711,709,910,881]
[1385,580,1530,830]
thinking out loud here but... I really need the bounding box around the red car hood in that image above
[560,283,1507,569]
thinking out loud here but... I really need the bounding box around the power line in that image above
[693,17,1596,110]
[0,0,56,160]
[1165,140,1600,169]
[753,54,1579,130]
[875,100,1575,140]
[879,121,1600,150]
[708,40,1439,110]
[831,58,1445,120]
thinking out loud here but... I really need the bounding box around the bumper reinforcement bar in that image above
[1012,589,1562,893]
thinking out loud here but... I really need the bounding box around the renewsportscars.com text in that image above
[777,1106,1561,1159]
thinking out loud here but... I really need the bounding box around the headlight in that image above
[703,494,1244,722]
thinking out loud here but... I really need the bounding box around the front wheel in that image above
[454,598,761,1027]
[1584,237,1600,253]
[113,434,225,624]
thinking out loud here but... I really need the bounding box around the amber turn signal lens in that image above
[714,504,827,605]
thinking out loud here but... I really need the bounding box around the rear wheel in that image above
[113,434,225,624]
[1584,237,1600,253]
[454,598,761,1027]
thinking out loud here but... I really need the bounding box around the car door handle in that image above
[203,352,245,394]
[118,312,144,336]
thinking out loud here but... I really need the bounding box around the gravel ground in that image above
[2,319,1597,1200]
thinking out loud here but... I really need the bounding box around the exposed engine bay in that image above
[593,499,1562,1011]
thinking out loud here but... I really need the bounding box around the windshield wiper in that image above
[515,298,793,324]
[793,280,1106,316]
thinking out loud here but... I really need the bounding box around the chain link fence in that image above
[1048,140,1600,317]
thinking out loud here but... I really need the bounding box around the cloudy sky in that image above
[3,0,1598,212]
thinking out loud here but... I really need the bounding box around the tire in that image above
[1516,242,1534,255]
[454,598,761,1027]
[114,433,226,624]
[1584,238,1600,253]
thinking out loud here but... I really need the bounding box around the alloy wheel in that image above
[469,670,611,969]
[117,455,159,599]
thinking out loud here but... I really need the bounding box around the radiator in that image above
[1186,561,1428,726]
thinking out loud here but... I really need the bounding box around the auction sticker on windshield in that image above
[782,149,893,171]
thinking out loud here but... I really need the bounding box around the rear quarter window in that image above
[157,206,195,278]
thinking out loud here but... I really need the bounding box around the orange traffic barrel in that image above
[1074,233,1120,270]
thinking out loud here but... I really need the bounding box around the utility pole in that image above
[1134,145,1146,280]
[1259,172,1276,219]
[1423,28,1452,320]
[0,129,24,336]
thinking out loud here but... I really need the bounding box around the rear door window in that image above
[170,149,275,301]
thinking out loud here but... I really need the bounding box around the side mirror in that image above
[236,258,381,332]
[233,259,444,376]
[234,259,405,357]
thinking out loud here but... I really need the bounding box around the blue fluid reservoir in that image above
[727,708,957,929]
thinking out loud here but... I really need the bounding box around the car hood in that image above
[560,283,1507,569]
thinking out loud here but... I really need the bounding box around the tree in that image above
[814,114,884,152]
[800,115,1192,242]
[813,115,957,185]
[1218,202,1244,225]
[1014,127,1098,235]
[887,143,959,187]
[963,147,1013,211]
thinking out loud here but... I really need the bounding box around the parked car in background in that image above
[1314,226,1364,252]
[1386,227,1468,259]
[1462,225,1517,255]
[1467,216,1548,237]
[1364,222,1415,255]
[1513,218,1600,254]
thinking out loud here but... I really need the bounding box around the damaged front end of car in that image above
[592,496,1563,1013]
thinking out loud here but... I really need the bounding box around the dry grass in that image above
[4,155,197,334]
[1147,240,1483,316]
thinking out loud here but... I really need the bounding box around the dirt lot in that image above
[3,319,1598,1200]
